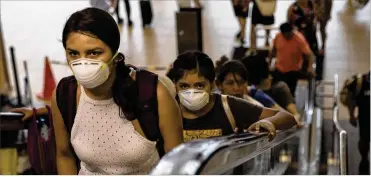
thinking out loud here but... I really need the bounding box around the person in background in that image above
[269,22,314,96]
[248,0,277,55]
[215,57,262,106]
[168,51,297,142]
[12,8,183,175]
[313,0,333,54]
[90,0,116,14]
[215,56,278,109]
[287,0,319,54]
[232,0,251,44]
[115,0,133,26]
[241,54,300,121]
[342,71,370,175]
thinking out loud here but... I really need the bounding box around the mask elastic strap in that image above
[100,52,119,70]
[108,52,119,65]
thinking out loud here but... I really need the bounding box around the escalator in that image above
[150,78,316,175]
[150,74,348,175]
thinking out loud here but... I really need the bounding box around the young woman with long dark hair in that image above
[13,8,183,175]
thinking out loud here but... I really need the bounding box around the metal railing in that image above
[327,74,348,175]
[151,77,317,175]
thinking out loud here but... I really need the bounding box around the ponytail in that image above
[112,53,138,120]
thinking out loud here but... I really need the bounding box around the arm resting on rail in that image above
[259,107,297,130]
[228,96,297,140]
[12,107,48,122]
[248,108,297,141]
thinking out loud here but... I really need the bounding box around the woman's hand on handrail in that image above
[247,119,277,141]
[11,107,48,121]
[11,108,33,121]
[233,119,277,141]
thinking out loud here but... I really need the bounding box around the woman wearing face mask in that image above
[169,51,297,142]
[215,57,281,110]
[12,8,183,175]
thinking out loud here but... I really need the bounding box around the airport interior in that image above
[0,0,370,175]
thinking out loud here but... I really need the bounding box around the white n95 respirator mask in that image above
[178,89,210,111]
[69,53,118,89]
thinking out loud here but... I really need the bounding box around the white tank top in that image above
[70,87,160,175]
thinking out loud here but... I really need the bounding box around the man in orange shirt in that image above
[268,22,314,95]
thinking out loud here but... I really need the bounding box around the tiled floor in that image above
[1,0,370,175]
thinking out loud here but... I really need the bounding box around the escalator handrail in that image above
[332,74,346,133]
[150,127,302,175]
[150,77,316,175]
[198,127,303,175]
[150,132,265,175]
[332,74,348,175]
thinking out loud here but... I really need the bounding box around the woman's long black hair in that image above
[62,7,137,120]
[168,51,215,83]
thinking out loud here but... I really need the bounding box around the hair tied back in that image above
[115,53,125,64]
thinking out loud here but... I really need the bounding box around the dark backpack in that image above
[56,68,164,171]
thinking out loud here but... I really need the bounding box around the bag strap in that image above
[55,76,80,171]
[221,95,236,131]
[56,76,78,134]
[135,69,164,157]
[135,69,160,140]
